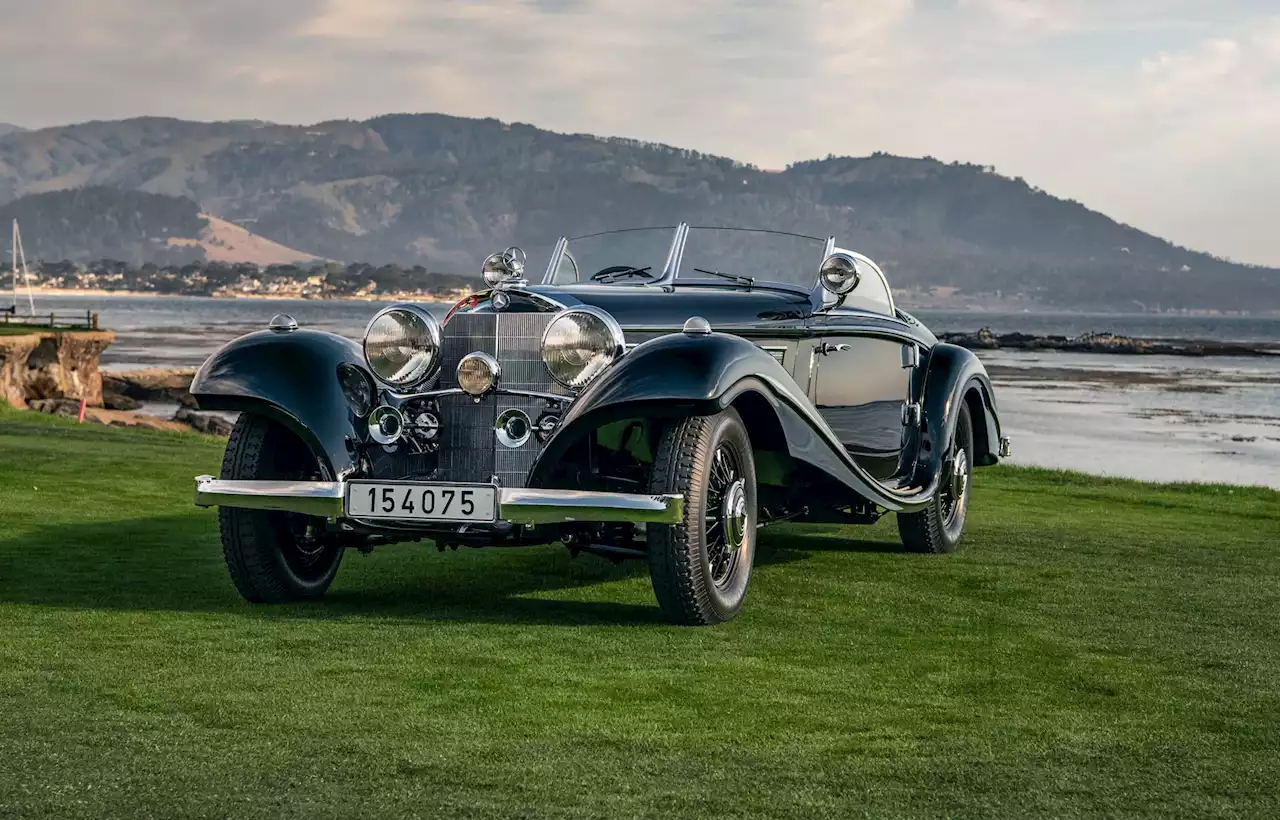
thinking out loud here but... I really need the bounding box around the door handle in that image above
[818,343,851,356]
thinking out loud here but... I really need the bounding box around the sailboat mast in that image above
[10,219,34,316]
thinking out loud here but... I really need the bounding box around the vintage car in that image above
[191,225,1010,625]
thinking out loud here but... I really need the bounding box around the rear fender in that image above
[917,344,1004,476]
[190,330,369,479]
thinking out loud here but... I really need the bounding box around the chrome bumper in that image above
[193,476,683,526]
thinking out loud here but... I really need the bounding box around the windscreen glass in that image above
[548,227,678,285]
[677,227,826,289]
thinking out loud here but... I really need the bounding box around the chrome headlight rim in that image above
[819,252,862,295]
[540,306,626,390]
[362,303,442,389]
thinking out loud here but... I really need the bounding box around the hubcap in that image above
[942,448,969,526]
[722,478,748,553]
[951,450,969,502]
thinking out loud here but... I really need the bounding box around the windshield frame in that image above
[540,222,850,307]
[541,226,684,285]
[664,225,833,295]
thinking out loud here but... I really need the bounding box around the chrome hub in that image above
[948,449,969,514]
[722,478,748,552]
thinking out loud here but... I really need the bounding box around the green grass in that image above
[1,404,1278,819]
[0,324,94,336]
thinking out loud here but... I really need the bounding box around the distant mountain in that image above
[0,187,313,266]
[0,123,24,138]
[0,114,1276,311]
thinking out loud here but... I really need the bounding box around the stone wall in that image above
[0,331,116,408]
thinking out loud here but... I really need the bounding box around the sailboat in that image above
[7,218,36,317]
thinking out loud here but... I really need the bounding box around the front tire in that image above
[897,401,975,554]
[646,409,757,625]
[218,413,344,602]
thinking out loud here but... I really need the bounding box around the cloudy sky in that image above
[3,0,1279,265]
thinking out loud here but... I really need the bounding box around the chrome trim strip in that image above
[386,386,464,401]
[194,475,345,517]
[620,324,809,335]
[499,488,683,525]
[385,386,571,404]
[620,322,924,346]
[194,476,683,526]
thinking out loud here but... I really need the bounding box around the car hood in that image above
[524,284,813,329]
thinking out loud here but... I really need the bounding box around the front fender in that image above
[190,330,367,480]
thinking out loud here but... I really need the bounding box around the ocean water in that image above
[21,293,1280,488]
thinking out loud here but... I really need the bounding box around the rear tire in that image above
[218,413,343,602]
[646,409,757,625]
[897,401,975,554]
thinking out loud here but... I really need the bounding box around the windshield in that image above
[676,227,827,290]
[546,227,677,285]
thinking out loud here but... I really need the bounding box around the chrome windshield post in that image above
[651,222,688,291]
[541,236,569,284]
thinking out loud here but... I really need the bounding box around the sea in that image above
[28,294,1280,489]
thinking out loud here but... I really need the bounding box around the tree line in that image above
[2,258,479,297]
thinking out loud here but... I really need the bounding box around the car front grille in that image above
[435,312,572,487]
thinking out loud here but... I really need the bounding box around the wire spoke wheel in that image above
[705,444,746,587]
[897,401,976,554]
[647,409,758,625]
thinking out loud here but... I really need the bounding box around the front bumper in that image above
[193,476,683,526]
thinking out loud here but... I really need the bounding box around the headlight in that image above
[819,253,862,295]
[363,304,442,387]
[336,363,375,417]
[541,307,625,389]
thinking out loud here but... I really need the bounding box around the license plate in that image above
[345,481,498,522]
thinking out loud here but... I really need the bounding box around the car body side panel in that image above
[189,330,367,480]
[528,332,925,512]
[810,336,910,481]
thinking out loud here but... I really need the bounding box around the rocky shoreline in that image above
[7,352,234,436]
[939,329,1280,357]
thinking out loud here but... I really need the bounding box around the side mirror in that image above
[482,246,528,287]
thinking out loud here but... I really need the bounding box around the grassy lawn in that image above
[0,325,93,336]
[1,404,1278,818]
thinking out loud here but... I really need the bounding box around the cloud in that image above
[0,0,1278,264]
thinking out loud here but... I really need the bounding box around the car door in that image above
[810,331,914,482]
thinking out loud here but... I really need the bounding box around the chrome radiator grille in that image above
[435,312,572,487]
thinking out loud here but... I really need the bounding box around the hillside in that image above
[0,188,209,265]
[1,114,1277,311]
[0,124,24,138]
[0,187,314,266]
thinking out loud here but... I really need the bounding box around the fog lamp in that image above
[457,352,500,396]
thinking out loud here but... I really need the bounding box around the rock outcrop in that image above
[26,397,191,433]
[174,407,234,436]
[938,328,1280,357]
[0,330,116,408]
[101,368,197,405]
